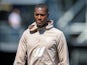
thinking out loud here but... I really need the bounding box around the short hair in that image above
[34,4,48,13]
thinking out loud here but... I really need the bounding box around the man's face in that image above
[34,7,48,27]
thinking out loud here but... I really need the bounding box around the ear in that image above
[34,12,36,17]
[47,13,49,17]
[34,12,35,15]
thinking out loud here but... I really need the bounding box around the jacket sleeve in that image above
[57,32,69,65]
[13,31,27,65]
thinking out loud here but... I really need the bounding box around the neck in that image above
[37,22,48,28]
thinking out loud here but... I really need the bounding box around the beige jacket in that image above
[13,20,69,65]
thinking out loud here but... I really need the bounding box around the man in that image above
[13,4,69,65]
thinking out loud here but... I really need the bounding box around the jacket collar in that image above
[28,20,54,33]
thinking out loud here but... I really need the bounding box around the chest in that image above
[26,31,57,49]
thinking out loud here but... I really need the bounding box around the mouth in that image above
[36,21,42,24]
[36,21,43,27]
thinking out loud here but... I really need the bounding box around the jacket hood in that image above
[28,20,54,33]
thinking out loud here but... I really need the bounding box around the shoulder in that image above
[22,29,30,36]
[50,27,66,40]
[51,28,67,43]
[50,27,64,35]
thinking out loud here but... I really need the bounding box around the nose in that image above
[38,15,41,19]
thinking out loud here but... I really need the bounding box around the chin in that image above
[37,24,43,28]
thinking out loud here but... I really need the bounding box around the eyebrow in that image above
[35,13,46,16]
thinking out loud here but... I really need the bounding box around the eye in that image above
[40,14,45,16]
[35,14,39,16]
[35,14,46,16]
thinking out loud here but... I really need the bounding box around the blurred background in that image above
[0,0,86,65]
